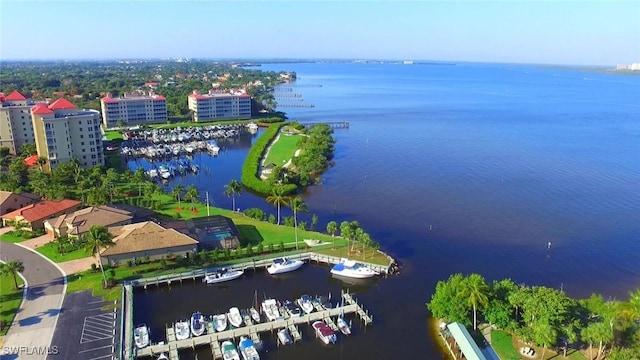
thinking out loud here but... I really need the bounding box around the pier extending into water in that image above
[128,289,372,359]
[305,121,350,129]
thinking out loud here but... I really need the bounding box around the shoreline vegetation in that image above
[427,273,640,360]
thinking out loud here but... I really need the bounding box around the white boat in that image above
[266,257,304,275]
[277,328,293,345]
[312,321,337,344]
[221,340,241,360]
[249,307,261,323]
[212,313,228,332]
[147,169,158,179]
[238,336,260,360]
[337,316,351,335]
[175,318,190,340]
[203,268,244,284]
[296,295,314,314]
[261,299,281,321]
[330,259,379,279]
[190,311,205,337]
[283,300,301,318]
[157,353,168,360]
[134,323,150,349]
[228,307,244,328]
[246,122,259,131]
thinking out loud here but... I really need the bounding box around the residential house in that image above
[0,191,40,216]
[1,199,83,230]
[44,206,133,239]
[162,215,241,250]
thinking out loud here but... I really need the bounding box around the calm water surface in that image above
[131,63,640,359]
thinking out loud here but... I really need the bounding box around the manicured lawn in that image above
[0,231,29,243]
[264,133,302,166]
[491,330,520,360]
[35,243,90,263]
[104,131,123,141]
[0,272,24,336]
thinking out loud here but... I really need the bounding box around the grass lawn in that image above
[0,273,24,336]
[104,131,123,141]
[491,330,520,360]
[0,231,29,243]
[264,133,302,166]
[35,243,90,263]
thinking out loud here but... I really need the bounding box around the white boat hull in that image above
[267,258,304,275]
[203,269,244,284]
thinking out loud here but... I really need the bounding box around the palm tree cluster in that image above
[427,273,640,359]
[0,260,25,290]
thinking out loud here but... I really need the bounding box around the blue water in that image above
[132,62,640,359]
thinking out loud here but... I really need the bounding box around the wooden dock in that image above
[134,290,371,359]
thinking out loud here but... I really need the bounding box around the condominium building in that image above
[101,92,168,128]
[31,98,104,173]
[187,90,251,122]
[0,91,36,155]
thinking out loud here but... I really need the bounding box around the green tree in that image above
[0,260,25,290]
[224,179,244,211]
[83,225,114,287]
[20,143,37,157]
[458,273,490,330]
[133,167,146,197]
[185,185,200,210]
[326,221,338,249]
[482,279,518,329]
[266,186,288,225]
[37,156,47,172]
[340,221,353,252]
[427,273,471,326]
[171,184,185,209]
[288,196,307,250]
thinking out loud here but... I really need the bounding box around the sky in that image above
[1,0,639,66]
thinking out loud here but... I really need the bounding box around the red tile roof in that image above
[1,199,83,223]
[31,103,54,115]
[101,97,118,103]
[23,155,39,167]
[48,98,77,110]
[5,90,27,101]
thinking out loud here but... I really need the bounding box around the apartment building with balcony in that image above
[100,92,168,128]
[31,98,104,173]
[0,91,37,155]
[187,90,251,122]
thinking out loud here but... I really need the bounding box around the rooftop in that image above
[1,199,83,223]
[102,221,198,256]
[4,90,27,101]
[49,206,133,236]
[48,98,77,110]
[102,94,166,103]
[0,191,40,206]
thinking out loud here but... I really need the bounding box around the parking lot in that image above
[48,291,120,360]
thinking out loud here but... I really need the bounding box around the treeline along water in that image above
[132,62,640,359]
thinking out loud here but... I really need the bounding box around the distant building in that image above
[0,191,40,216]
[616,62,640,71]
[0,91,37,155]
[188,90,251,122]
[31,98,104,172]
[100,91,168,128]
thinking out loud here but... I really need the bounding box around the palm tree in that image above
[185,185,200,211]
[458,273,490,330]
[133,167,146,197]
[224,179,244,211]
[0,260,25,290]
[266,186,288,225]
[171,184,185,209]
[326,221,338,249]
[340,221,352,253]
[84,225,114,287]
[289,196,307,250]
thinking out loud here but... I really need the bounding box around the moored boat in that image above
[228,307,244,328]
[266,257,304,275]
[190,311,205,337]
[261,298,282,321]
[283,300,301,318]
[238,336,260,360]
[250,307,261,323]
[203,268,244,284]
[296,294,314,314]
[175,318,190,340]
[134,323,150,349]
[337,316,351,335]
[312,321,337,344]
[212,313,228,332]
[221,340,241,360]
[277,328,293,345]
[330,259,379,279]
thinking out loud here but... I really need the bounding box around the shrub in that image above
[90,263,98,272]
[244,208,265,220]
[268,214,276,224]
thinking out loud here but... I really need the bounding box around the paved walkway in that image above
[58,257,96,275]
[19,234,53,250]
[0,229,66,360]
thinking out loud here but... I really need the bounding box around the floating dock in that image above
[132,290,371,359]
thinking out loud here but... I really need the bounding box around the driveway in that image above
[0,241,66,360]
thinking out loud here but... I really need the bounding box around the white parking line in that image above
[87,354,114,360]
[79,345,113,353]
[88,300,109,305]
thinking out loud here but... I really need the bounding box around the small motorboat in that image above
[283,300,301,318]
[266,257,304,275]
[250,307,261,323]
[228,307,244,328]
[221,340,241,360]
[238,335,260,360]
[277,328,293,345]
[337,316,351,335]
[261,299,281,321]
[191,311,205,337]
[212,313,228,332]
[203,268,244,284]
[312,321,336,344]
[296,295,314,314]
[175,318,190,340]
[330,259,379,279]
[157,353,169,360]
[134,323,150,349]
